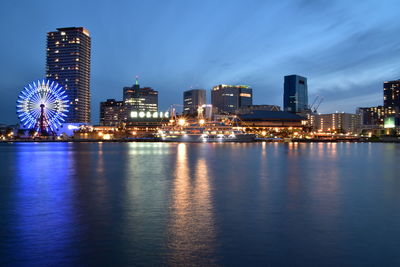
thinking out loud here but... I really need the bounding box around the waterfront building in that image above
[46,27,91,123]
[311,112,360,133]
[236,105,281,114]
[183,89,206,115]
[357,106,397,129]
[100,99,124,126]
[123,78,158,120]
[355,80,400,129]
[238,111,306,129]
[283,75,308,113]
[211,84,252,114]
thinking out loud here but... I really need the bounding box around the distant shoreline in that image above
[1,139,400,143]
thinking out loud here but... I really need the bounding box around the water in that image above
[1,142,400,266]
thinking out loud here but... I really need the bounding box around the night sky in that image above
[0,0,399,124]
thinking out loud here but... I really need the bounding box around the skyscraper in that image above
[384,80,400,112]
[183,89,206,115]
[211,84,252,114]
[46,27,91,123]
[283,75,308,113]
[123,78,158,120]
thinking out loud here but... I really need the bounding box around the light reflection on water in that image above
[0,142,400,266]
[168,144,216,265]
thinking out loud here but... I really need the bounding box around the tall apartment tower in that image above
[283,75,308,113]
[46,27,91,123]
[211,84,252,114]
[183,89,206,115]
[384,80,400,112]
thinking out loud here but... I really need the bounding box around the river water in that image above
[1,142,400,266]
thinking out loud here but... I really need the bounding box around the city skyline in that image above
[1,0,400,124]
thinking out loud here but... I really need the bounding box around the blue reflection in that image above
[10,143,76,265]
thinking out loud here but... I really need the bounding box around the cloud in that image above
[0,0,399,123]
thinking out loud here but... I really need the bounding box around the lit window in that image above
[240,93,252,97]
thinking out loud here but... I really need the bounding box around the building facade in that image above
[100,99,124,126]
[183,89,206,115]
[211,84,252,114]
[238,111,306,129]
[384,80,400,111]
[311,113,360,133]
[123,78,158,120]
[46,27,91,123]
[357,106,398,128]
[283,75,308,113]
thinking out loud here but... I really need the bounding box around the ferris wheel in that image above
[16,79,69,135]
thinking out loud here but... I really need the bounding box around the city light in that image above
[178,119,186,126]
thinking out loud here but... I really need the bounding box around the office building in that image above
[46,27,91,123]
[100,99,124,126]
[283,75,308,113]
[311,112,360,133]
[123,78,158,120]
[183,89,206,115]
[211,84,252,114]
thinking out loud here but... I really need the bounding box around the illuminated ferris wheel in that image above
[16,79,69,135]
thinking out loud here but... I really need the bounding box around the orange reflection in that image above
[168,144,216,265]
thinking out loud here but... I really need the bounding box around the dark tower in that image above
[283,75,308,113]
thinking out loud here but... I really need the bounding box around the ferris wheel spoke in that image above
[17,79,69,135]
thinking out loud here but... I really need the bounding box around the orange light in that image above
[178,119,186,126]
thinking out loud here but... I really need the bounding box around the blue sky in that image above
[0,0,399,124]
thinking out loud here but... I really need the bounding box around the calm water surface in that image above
[1,142,400,266]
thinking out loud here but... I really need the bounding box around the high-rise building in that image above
[100,99,124,126]
[384,80,400,112]
[123,78,158,120]
[46,27,91,123]
[183,89,206,115]
[283,75,308,113]
[211,84,252,114]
